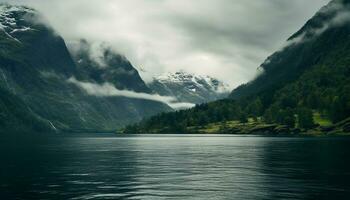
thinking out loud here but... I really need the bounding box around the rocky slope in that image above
[0,87,53,134]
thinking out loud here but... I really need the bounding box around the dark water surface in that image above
[1,134,350,200]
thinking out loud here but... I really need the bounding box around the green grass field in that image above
[313,112,332,127]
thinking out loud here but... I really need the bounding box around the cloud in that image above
[68,40,116,69]
[313,8,350,34]
[1,0,330,88]
[84,42,109,68]
[68,77,195,110]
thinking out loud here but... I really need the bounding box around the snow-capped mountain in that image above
[148,71,230,104]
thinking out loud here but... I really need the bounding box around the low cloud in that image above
[68,40,110,68]
[85,42,109,68]
[68,77,195,110]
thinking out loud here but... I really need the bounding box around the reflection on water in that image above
[0,134,350,200]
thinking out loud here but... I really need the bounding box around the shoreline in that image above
[120,117,350,136]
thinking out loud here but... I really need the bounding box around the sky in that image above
[2,0,330,89]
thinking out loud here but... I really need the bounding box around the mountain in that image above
[229,0,350,123]
[68,39,152,93]
[0,4,171,133]
[148,71,229,104]
[231,0,350,99]
[125,0,350,135]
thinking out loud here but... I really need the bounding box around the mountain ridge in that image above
[231,0,350,99]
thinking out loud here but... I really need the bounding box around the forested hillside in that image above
[124,0,350,135]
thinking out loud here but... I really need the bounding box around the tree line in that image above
[124,63,350,134]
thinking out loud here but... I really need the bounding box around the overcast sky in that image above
[2,0,330,88]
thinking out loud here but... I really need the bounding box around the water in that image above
[1,134,350,200]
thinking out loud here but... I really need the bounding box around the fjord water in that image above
[1,135,350,200]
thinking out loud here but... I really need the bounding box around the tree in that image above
[297,107,315,129]
[198,114,209,126]
[124,125,139,134]
[173,122,187,133]
[278,108,296,127]
[263,104,279,124]
[246,98,263,117]
[239,113,248,124]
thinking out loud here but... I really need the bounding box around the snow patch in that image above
[0,4,36,42]
[10,26,32,34]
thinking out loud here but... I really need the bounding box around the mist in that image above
[68,77,195,110]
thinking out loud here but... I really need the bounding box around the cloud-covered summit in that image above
[0,0,330,88]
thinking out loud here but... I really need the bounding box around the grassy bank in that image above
[120,116,350,136]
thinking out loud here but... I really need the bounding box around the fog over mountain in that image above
[0,0,329,88]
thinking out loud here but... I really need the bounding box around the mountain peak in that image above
[0,4,35,13]
[155,71,230,93]
[68,39,151,92]
[0,4,45,43]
